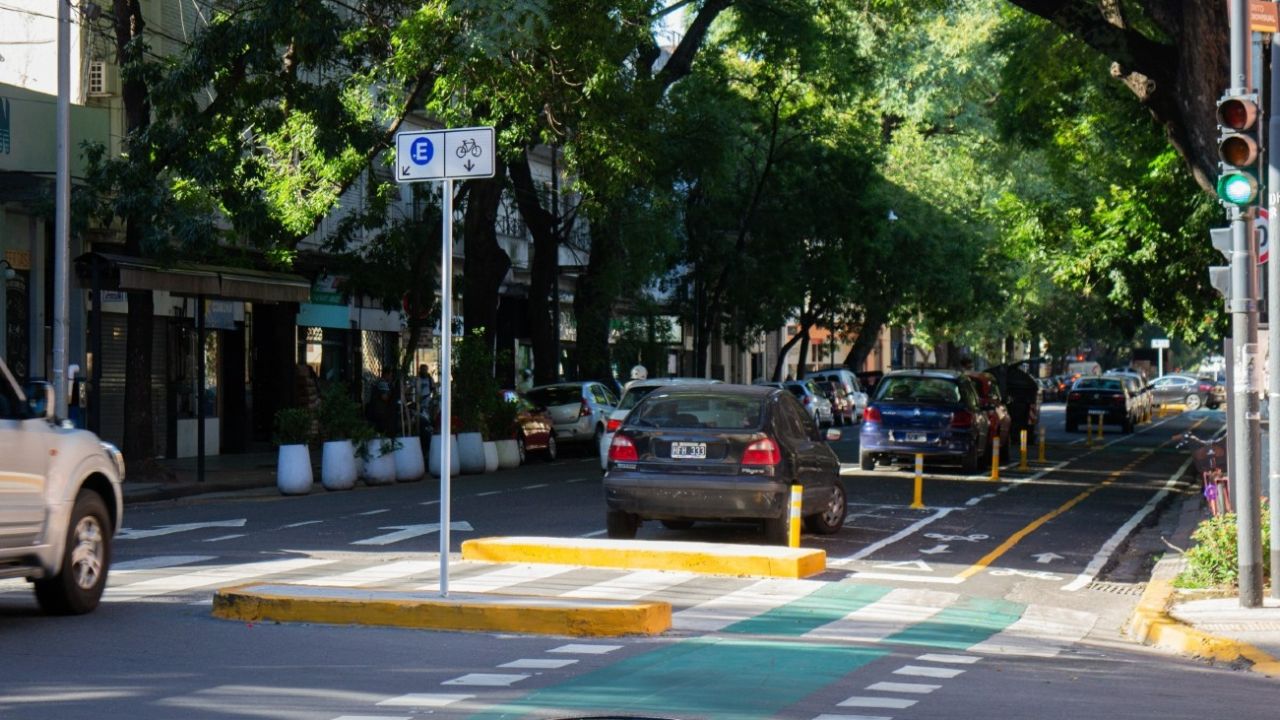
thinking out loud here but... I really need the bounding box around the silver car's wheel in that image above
[1185,394,1202,411]
[34,491,110,615]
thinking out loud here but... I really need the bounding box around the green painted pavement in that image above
[884,595,1024,649]
[720,582,894,636]
[467,636,889,720]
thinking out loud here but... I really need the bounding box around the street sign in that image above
[1151,338,1170,349]
[395,126,495,182]
[1260,207,1269,263]
[1251,0,1279,33]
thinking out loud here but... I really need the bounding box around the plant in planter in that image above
[317,383,362,491]
[487,393,522,470]
[451,330,502,474]
[273,407,313,495]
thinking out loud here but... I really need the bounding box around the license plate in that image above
[671,442,707,459]
[906,432,928,443]
[1088,409,1107,416]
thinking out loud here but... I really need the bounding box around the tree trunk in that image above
[797,329,810,377]
[574,206,623,382]
[772,317,813,381]
[461,164,510,350]
[843,308,887,373]
[509,151,560,385]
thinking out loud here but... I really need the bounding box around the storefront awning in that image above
[76,252,311,304]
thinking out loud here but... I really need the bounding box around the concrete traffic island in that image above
[212,583,671,636]
[461,536,827,578]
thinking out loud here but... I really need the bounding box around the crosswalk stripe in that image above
[295,561,438,588]
[376,694,472,708]
[967,604,1096,657]
[916,653,980,664]
[813,715,893,720]
[837,697,917,709]
[442,673,529,687]
[561,569,698,600]
[113,555,216,572]
[865,681,940,694]
[672,578,825,632]
[435,563,575,593]
[893,665,964,679]
[104,558,336,601]
[802,588,959,643]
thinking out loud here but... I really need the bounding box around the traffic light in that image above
[1216,95,1261,207]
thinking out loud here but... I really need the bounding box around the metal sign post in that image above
[394,126,495,597]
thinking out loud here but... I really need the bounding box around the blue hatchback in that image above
[858,369,991,473]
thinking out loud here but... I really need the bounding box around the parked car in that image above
[1150,374,1224,411]
[499,390,557,462]
[597,377,723,470]
[856,370,884,398]
[526,381,618,447]
[757,380,834,428]
[1065,376,1141,433]
[1106,371,1152,422]
[0,359,125,614]
[813,380,852,426]
[966,371,1011,462]
[858,369,991,473]
[987,362,1042,439]
[603,383,847,544]
[804,368,868,423]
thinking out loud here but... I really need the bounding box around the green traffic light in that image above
[1217,172,1259,206]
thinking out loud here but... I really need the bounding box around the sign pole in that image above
[1269,16,1280,599]
[439,177,453,597]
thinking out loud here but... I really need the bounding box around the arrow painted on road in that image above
[873,559,933,572]
[1032,552,1064,564]
[351,521,474,546]
[919,544,951,555]
[117,519,247,540]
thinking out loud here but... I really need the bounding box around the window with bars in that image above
[88,61,106,95]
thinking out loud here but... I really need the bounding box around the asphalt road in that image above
[2,404,1273,720]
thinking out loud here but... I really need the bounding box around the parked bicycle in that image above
[1174,429,1232,516]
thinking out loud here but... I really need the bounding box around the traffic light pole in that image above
[1269,26,1280,601]
[1229,0,1264,609]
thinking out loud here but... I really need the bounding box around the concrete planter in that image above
[393,436,425,482]
[429,434,461,477]
[483,441,500,473]
[362,439,397,486]
[495,438,521,469]
[276,444,313,495]
[457,432,486,474]
[321,440,357,491]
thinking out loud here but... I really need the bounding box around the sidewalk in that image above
[1126,489,1280,677]
[123,451,283,504]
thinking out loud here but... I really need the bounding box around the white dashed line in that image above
[916,653,980,664]
[442,673,529,687]
[202,534,245,542]
[357,509,390,516]
[282,520,324,528]
[837,696,917,709]
[498,658,578,669]
[548,644,622,654]
[893,665,964,679]
[865,681,940,694]
[376,694,473,708]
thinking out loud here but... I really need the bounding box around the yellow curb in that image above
[461,536,826,578]
[1127,577,1280,677]
[212,583,671,637]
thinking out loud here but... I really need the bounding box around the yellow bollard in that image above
[1018,429,1029,470]
[789,484,802,548]
[990,436,1000,481]
[1085,415,1093,446]
[910,453,925,509]
[1038,424,1047,463]
[1096,415,1104,442]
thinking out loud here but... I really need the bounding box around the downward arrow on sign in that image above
[1032,552,1063,564]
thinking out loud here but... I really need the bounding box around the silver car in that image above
[598,377,723,470]
[0,359,124,614]
[756,380,834,427]
[526,381,618,447]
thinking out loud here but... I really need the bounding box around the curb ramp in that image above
[460,536,827,578]
[212,583,671,637]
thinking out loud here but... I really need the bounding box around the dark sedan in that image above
[858,369,991,473]
[603,384,847,544]
[1065,376,1140,433]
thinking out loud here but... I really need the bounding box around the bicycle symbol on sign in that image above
[924,533,989,543]
[456,138,483,158]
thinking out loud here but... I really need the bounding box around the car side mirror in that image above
[25,381,55,421]
[825,427,842,442]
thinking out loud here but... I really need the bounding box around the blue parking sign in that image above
[410,136,434,165]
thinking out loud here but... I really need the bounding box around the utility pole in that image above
[53,0,71,418]
[1227,0,1265,607]
[1269,16,1280,600]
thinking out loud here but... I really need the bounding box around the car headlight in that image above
[101,441,125,482]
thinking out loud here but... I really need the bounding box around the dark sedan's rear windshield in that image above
[628,394,765,430]
[1075,378,1122,391]
[618,385,661,411]
[526,386,582,406]
[875,376,961,403]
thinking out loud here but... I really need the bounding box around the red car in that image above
[499,390,557,463]
[966,372,1011,462]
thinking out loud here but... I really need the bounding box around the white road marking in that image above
[673,578,823,632]
[376,694,473,707]
[105,558,336,601]
[803,588,958,643]
[333,716,411,720]
[357,509,390,516]
[872,560,932,572]
[893,665,964,679]
[579,529,608,538]
[561,570,697,600]
[475,491,502,497]
[282,520,324,528]
[352,521,473,546]
[522,483,549,490]
[865,682,940,694]
[916,653,980,664]
[117,519,247,540]
[112,555,215,572]
[837,697,917,709]
[498,658,578,669]
[967,604,1096,657]
[847,572,965,585]
[831,508,954,565]
[202,534,245,543]
[442,674,529,687]
[1061,456,1193,592]
[547,644,622,654]
[433,563,573,593]
[295,561,439,588]
[813,715,892,720]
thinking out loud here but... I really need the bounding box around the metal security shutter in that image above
[97,313,169,458]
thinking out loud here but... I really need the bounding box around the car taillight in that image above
[951,410,974,428]
[1068,392,1081,402]
[608,434,638,462]
[1113,394,1126,405]
[803,395,811,405]
[742,437,781,466]
[1199,383,1212,392]
[606,418,622,433]
[864,406,881,423]
[579,399,591,418]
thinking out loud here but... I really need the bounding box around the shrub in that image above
[1176,498,1272,590]
[317,383,363,442]
[273,407,312,447]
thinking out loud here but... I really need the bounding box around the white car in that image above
[526,381,619,448]
[0,359,124,614]
[598,377,723,470]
